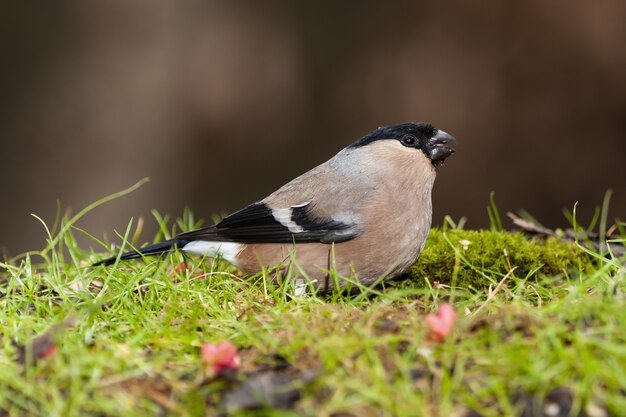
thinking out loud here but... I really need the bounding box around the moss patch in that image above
[404,229,593,289]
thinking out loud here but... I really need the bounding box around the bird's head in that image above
[349,122,457,168]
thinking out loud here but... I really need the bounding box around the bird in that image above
[94,122,457,291]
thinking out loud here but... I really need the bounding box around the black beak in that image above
[428,130,457,167]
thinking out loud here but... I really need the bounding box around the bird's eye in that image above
[401,134,417,146]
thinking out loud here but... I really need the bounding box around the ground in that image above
[0,192,624,416]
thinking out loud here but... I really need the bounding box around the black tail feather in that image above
[92,239,185,266]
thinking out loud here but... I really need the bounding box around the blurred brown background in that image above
[1,1,625,257]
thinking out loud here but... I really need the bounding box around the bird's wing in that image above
[180,150,374,244]
[177,201,361,244]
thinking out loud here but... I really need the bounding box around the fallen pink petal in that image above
[201,341,240,374]
[425,303,457,342]
[38,344,58,360]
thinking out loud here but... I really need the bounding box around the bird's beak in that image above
[428,130,457,167]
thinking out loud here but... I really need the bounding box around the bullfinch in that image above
[94,122,457,290]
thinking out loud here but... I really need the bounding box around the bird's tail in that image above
[92,239,187,266]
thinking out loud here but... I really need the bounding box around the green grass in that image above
[0,184,624,416]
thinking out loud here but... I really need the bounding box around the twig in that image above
[472,267,517,316]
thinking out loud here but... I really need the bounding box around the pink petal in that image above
[39,344,57,360]
[201,341,240,373]
[425,303,457,342]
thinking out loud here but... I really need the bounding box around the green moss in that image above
[404,229,593,289]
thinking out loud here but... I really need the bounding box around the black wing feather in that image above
[93,202,360,266]
[177,202,359,244]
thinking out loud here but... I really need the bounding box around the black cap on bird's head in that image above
[350,122,457,167]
